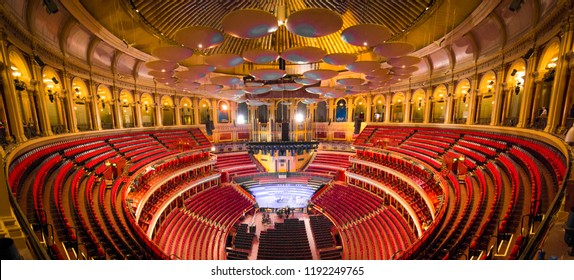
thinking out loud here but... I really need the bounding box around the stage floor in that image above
[249,183,315,209]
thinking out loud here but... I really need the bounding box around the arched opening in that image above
[161,95,175,126]
[372,95,385,122]
[335,99,347,122]
[217,100,230,123]
[276,101,290,123]
[72,78,91,131]
[96,85,113,129]
[532,41,559,129]
[410,89,425,123]
[391,93,404,122]
[180,97,193,125]
[8,50,36,137]
[141,93,155,127]
[454,80,470,124]
[42,67,64,134]
[503,60,526,126]
[199,99,211,124]
[256,104,268,123]
[477,71,496,124]
[431,86,447,123]
[316,101,327,122]
[353,97,366,122]
[119,90,135,128]
[236,102,248,124]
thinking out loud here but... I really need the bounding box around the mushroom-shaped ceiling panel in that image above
[373,42,415,58]
[341,24,392,47]
[242,49,279,64]
[303,69,339,80]
[222,9,278,39]
[151,45,194,62]
[322,53,358,66]
[285,8,343,38]
[205,54,245,68]
[250,69,286,81]
[281,46,326,64]
[346,61,380,73]
[174,26,224,49]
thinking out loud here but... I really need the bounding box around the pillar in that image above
[346,96,354,122]
[211,98,218,125]
[423,87,432,123]
[0,64,27,143]
[175,97,182,126]
[444,83,455,124]
[62,73,79,133]
[384,93,392,123]
[546,15,574,133]
[192,98,200,125]
[26,89,40,135]
[29,62,53,136]
[517,48,540,128]
[154,94,162,127]
[365,94,372,122]
[558,56,574,132]
[491,67,506,126]
[403,90,411,123]
[134,92,143,128]
[530,81,543,127]
[327,99,334,123]
[111,87,123,129]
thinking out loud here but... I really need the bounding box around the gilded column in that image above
[365,94,372,122]
[517,48,540,128]
[444,82,455,124]
[211,98,218,124]
[26,89,40,135]
[384,93,392,123]
[530,81,543,127]
[62,72,79,133]
[154,94,162,127]
[89,81,102,130]
[134,92,143,128]
[403,90,411,123]
[0,60,27,142]
[192,97,200,125]
[558,54,574,132]
[546,14,573,133]
[491,67,506,126]
[29,60,53,136]
[423,87,432,123]
[174,97,182,126]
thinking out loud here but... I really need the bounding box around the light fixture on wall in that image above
[13,71,27,91]
[510,69,518,76]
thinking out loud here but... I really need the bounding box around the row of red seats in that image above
[509,147,542,215]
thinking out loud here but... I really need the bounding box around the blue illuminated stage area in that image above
[249,183,315,209]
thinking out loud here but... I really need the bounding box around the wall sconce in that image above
[515,82,522,95]
[47,89,55,103]
[13,72,27,91]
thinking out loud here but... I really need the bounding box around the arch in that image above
[316,100,327,122]
[199,98,211,124]
[504,59,527,126]
[70,78,91,131]
[8,49,35,136]
[353,96,367,121]
[140,92,155,127]
[180,97,193,125]
[391,92,405,122]
[96,84,113,129]
[217,100,230,123]
[119,90,135,128]
[335,98,347,122]
[431,85,447,123]
[41,66,64,132]
[160,95,175,126]
[236,102,248,124]
[477,71,497,124]
[372,94,386,122]
[410,89,426,123]
[453,79,471,124]
[276,100,290,123]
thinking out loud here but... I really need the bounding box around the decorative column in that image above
[384,93,392,123]
[491,67,506,126]
[444,83,455,124]
[327,99,334,123]
[111,87,123,129]
[154,94,162,127]
[546,15,574,133]
[192,98,200,125]
[29,59,53,136]
[530,81,543,127]
[403,90,411,123]
[346,96,354,122]
[26,89,40,135]
[174,97,182,126]
[61,72,79,133]
[517,48,540,128]
[558,53,574,132]
[134,92,143,128]
[365,94,372,122]
[423,87,432,123]
[89,81,102,130]
[211,98,218,125]
[0,66,27,142]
